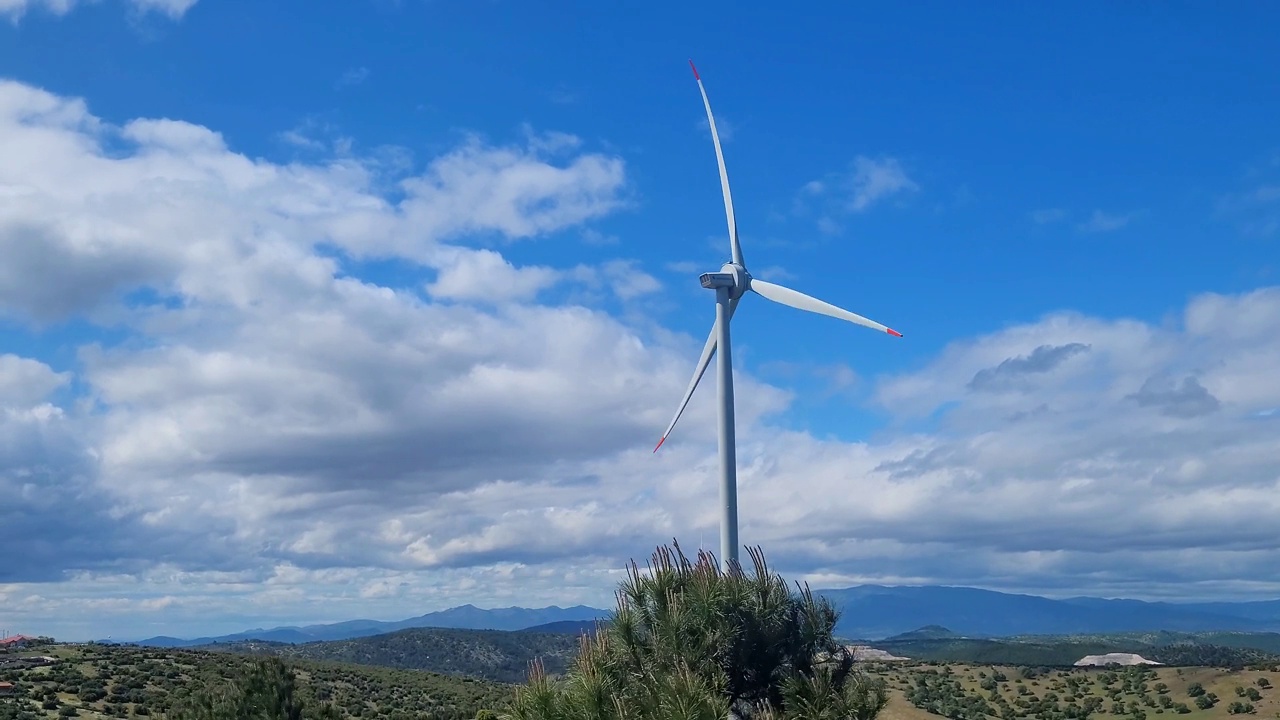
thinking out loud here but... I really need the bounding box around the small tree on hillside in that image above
[165,658,341,720]
[504,542,889,720]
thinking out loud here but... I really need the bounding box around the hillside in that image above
[199,626,583,683]
[188,623,1280,689]
[0,643,511,719]
[870,633,1280,668]
[1013,630,1280,656]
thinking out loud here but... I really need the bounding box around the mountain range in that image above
[127,604,607,647]
[121,586,1280,647]
[823,585,1280,639]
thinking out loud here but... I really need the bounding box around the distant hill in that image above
[130,603,609,647]
[869,632,1280,668]
[200,627,582,684]
[819,585,1276,639]
[884,625,959,641]
[518,619,603,635]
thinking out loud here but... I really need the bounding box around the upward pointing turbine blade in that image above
[654,296,741,452]
[750,279,903,337]
[690,60,744,267]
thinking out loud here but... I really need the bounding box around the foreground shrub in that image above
[505,543,888,720]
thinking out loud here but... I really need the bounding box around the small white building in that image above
[1074,653,1162,666]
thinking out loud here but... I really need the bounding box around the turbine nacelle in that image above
[699,263,749,299]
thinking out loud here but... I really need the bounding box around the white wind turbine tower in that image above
[654,61,903,572]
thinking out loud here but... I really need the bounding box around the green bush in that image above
[504,543,889,720]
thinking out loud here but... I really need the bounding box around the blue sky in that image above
[1,0,1279,640]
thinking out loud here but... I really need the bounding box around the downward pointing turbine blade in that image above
[750,279,903,337]
[655,296,740,452]
[689,60,744,267]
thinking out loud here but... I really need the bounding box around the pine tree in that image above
[505,542,889,720]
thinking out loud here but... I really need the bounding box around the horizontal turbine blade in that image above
[750,279,902,337]
[654,296,740,452]
[689,59,744,267]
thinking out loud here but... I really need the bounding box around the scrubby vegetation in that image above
[0,644,510,719]
[859,661,1280,720]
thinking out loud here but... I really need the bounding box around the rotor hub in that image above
[699,262,749,299]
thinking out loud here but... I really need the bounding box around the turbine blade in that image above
[654,296,740,452]
[750,279,903,337]
[689,60,744,267]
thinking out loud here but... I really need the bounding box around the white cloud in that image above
[750,265,796,282]
[336,67,370,89]
[1078,209,1137,233]
[698,115,735,143]
[1218,183,1280,238]
[426,248,562,303]
[794,155,919,232]
[580,228,619,246]
[1030,208,1067,224]
[605,260,662,300]
[0,0,196,21]
[127,0,195,18]
[0,354,69,406]
[3,79,1280,641]
[848,156,919,212]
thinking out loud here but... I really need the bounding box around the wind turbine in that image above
[654,61,903,572]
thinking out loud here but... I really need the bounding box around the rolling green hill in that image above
[197,626,583,683]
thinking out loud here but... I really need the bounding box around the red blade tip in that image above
[688,59,700,80]
[887,328,903,337]
[653,436,667,453]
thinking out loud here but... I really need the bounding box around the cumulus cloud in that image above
[0,354,69,405]
[0,78,783,632]
[3,78,1280,640]
[1128,375,1221,418]
[0,355,195,585]
[864,291,1280,567]
[426,248,562,302]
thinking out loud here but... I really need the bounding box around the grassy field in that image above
[0,643,512,720]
